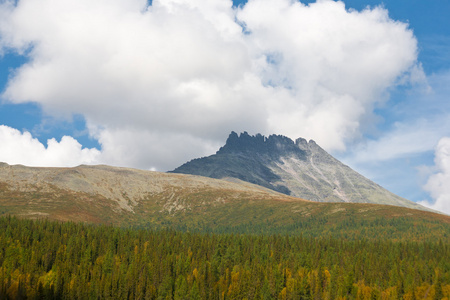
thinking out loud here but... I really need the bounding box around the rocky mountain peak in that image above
[218,131,307,159]
[295,137,309,150]
[171,131,427,210]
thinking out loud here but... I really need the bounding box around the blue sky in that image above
[1,0,450,214]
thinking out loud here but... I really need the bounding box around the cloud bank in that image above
[0,125,100,167]
[0,0,421,170]
[420,137,450,215]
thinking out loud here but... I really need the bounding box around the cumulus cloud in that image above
[0,0,421,170]
[0,125,101,167]
[238,0,420,149]
[420,137,450,215]
[91,127,222,170]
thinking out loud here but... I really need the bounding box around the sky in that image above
[0,0,449,214]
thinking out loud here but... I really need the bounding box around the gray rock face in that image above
[171,132,428,210]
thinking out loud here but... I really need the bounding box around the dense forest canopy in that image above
[0,216,449,299]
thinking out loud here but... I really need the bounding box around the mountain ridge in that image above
[172,131,428,211]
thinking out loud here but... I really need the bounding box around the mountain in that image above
[1,162,449,241]
[171,131,427,211]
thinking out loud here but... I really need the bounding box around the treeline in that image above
[0,216,449,299]
[161,215,450,242]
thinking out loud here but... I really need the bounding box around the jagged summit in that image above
[218,131,307,157]
[217,131,330,160]
[172,131,429,211]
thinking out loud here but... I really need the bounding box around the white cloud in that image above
[238,0,420,150]
[91,126,221,170]
[348,118,450,163]
[420,137,450,215]
[0,0,421,170]
[0,125,101,167]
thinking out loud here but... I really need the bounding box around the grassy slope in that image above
[1,180,450,242]
[0,164,449,242]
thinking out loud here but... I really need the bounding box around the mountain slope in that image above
[1,162,449,241]
[171,132,427,211]
[0,162,300,223]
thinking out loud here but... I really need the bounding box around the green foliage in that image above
[132,198,450,243]
[0,216,449,299]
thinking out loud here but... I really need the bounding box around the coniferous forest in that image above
[1,216,450,299]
